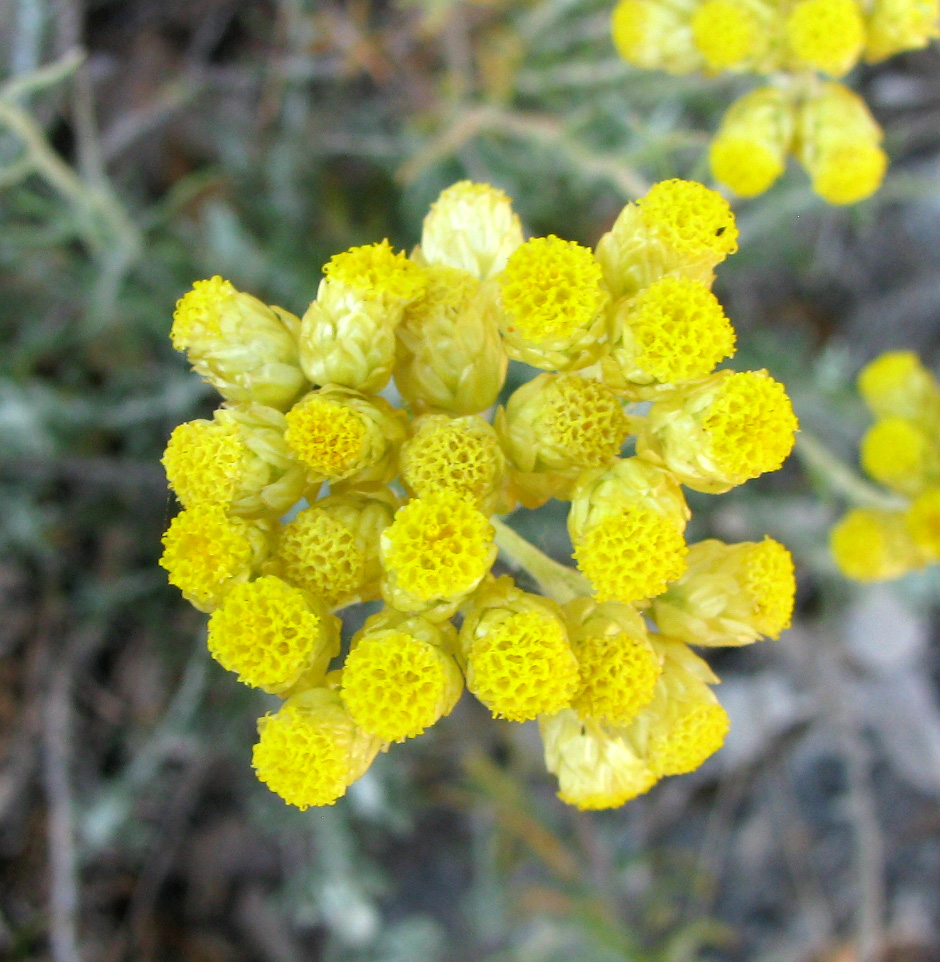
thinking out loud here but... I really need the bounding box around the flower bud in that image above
[400,414,507,513]
[380,491,496,618]
[831,508,924,581]
[540,709,658,810]
[636,369,798,493]
[494,373,630,508]
[601,276,736,394]
[459,577,580,721]
[395,266,508,415]
[864,0,939,62]
[171,277,306,409]
[284,386,407,488]
[273,488,399,609]
[594,180,738,301]
[299,241,427,394]
[857,351,940,429]
[795,82,887,205]
[906,489,940,562]
[611,0,701,73]
[498,236,610,372]
[342,611,463,742]
[162,403,306,517]
[710,87,795,198]
[625,637,729,777]
[691,0,771,72]
[861,417,940,496]
[252,688,385,809]
[566,598,662,725]
[652,537,796,646]
[159,505,272,612]
[416,181,523,280]
[207,576,340,694]
[568,458,690,603]
[785,0,865,76]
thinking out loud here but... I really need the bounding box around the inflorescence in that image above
[831,351,940,581]
[612,0,939,203]
[161,179,799,811]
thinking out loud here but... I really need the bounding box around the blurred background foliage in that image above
[1,1,940,960]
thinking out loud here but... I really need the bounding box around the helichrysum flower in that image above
[274,490,398,609]
[172,277,306,409]
[380,491,496,616]
[284,386,406,488]
[253,688,385,809]
[159,505,271,612]
[831,352,940,583]
[162,403,307,517]
[162,178,796,811]
[207,576,340,694]
[494,373,630,507]
[459,578,580,722]
[299,241,426,394]
[498,236,610,371]
[636,369,799,493]
[612,0,933,200]
[652,538,796,646]
[342,611,463,742]
[395,265,508,415]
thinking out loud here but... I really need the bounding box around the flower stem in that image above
[795,431,906,511]
[490,516,593,604]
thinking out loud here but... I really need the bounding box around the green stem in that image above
[490,516,593,604]
[795,431,906,511]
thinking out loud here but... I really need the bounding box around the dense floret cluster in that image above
[831,351,940,581]
[612,0,939,203]
[161,180,798,810]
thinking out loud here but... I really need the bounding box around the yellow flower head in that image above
[692,0,762,71]
[498,236,609,371]
[611,0,700,72]
[638,370,798,493]
[861,417,938,495]
[418,181,524,281]
[495,373,630,507]
[540,709,658,810]
[653,537,796,646]
[786,0,865,76]
[906,489,940,560]
[460,579,580,722]
[400,414,506,512]
[342,614,462,742]
[163,418,246,507]
[253,688,383,809]
[865,0,940,61]
[810,142,888,206]
[638,179,739,262]
[159,505,268,611]
[322,240,426,304]
[207,576,340,694]
[566,598,662,725]
[171,278,306,409]
[608,276,736,390]
[709,87,795,199]
[831,508,923,581]
[395,265,508,416]
[628,639,729,777]
[380,491,496,614]
[857,350,940,427]
[284,387,405,487]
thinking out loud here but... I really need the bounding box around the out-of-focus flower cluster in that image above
[611,0,939,203]
[832,351,940,581]
[160,179,799,811]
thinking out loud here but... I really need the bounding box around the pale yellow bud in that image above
[539,709,658,810]
[857,351,940,430]
[395,266,508,415]
[865,0,939,61]
[417,181,524,281]
[831,508,924,581]
[171,277,306,409]
[860,417,940,495]
[611,0,702,73]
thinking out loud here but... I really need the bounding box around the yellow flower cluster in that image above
[612,0,938,203]
[831,351,940,581]
[160,179,798,810]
